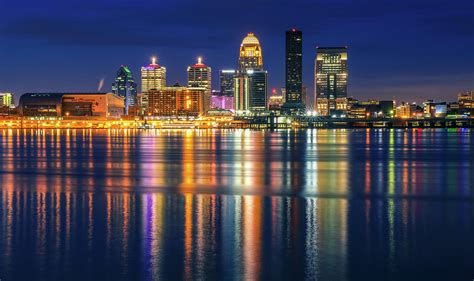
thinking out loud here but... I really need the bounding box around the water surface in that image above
[0,129,472,280]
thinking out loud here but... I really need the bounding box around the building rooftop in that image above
[242,33,260,46]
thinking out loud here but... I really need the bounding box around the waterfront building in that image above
[19,93,124,119]
[0,93,14,107]
[347,100,394,119]
[141,57,166,113]
[235,33,268,114]
[395,102,413,118]
[220,70,236,97]
[282,29,304,114]
[458,91,473,108]
[423,100,447,118]
[147,86,209,117]
[112,66,137,115]
[188,57,212,92]
[314,47,348,116]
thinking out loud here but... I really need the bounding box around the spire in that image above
[151,56,157,65]
[197,56,202,65]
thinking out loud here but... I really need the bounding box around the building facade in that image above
[314,47,348,116]
[112,66,137,115]
[147,87,209,117]
[282,29,304,114]
[141,57,166,113]
[19,93,124,119]
[234,75,250,112]
[248,70,268,111]
[219,70,236,97]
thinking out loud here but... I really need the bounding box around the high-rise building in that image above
[238,33,263,71]
[219,70,236,97]
[235,33,268,114]
[141,57,166,113]
[112,66,137,115]
[234,75,250,112]
[282,29,304,114]
[187,57,212,91]
[0,93,14,107]
[248,70,268,111]
[314,47,348,116]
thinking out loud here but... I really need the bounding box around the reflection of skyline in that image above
[0,129,471,197]
[1,189,472,280]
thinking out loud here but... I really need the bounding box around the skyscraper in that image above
[238,33,263,71]
[141,57,166,113]
[112,66,137,115]
[187,57,212,91]
[314,47,348,116]
[248,70,268,111]
[219,70,236,97]
[235,32,268,113]
[234,75,250,112]
[282,29,304,114]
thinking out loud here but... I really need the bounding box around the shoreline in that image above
[0,117,472,129]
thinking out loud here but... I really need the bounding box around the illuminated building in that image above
[234,70,268,113]
[348,100,394,119]
[211,90,234,111]
[0,92,14,107]
[248,70,268,111]
[238,33,263,71]
[147,86,209,117]
[235,33,268,114]
[395,102,413,118]
[179,87,209,116]
[141,57,166,113]
[187,57,212,92]
[268,95,284,111]
[423,100,447,118]
[458,91,473,108]
[282,29,304,114]
[220,70,236,97]
[314,47,348,116]
[112,66,137,115]
[19,93,124,119]
[147,88,179,116]
[234,74,250,112]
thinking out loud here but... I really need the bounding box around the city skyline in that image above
[1,0,472,104]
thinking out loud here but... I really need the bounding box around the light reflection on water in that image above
[0,129,472,280]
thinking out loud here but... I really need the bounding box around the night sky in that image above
[1,0,473,105]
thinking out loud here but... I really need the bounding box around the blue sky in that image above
[0,0,473,104]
